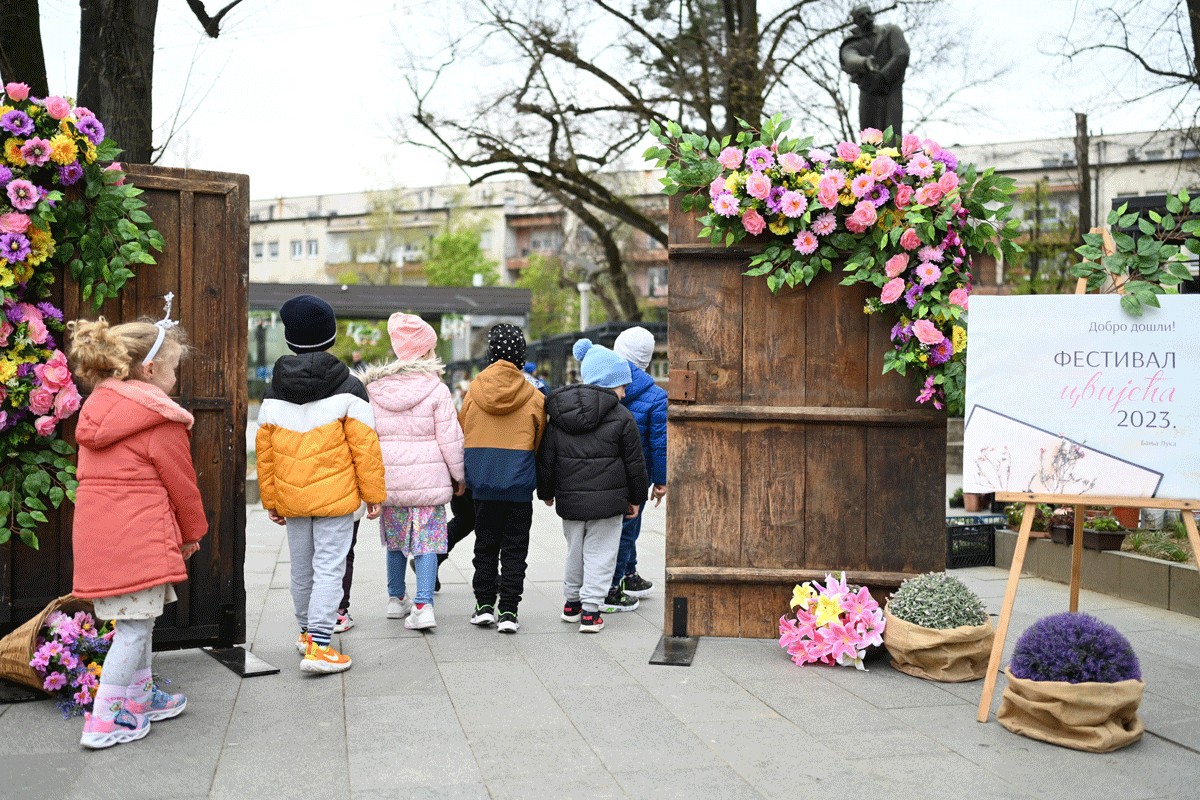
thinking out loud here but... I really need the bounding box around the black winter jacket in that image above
[537,384,649,521]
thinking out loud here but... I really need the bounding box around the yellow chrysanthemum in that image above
[26,229,54,267]
[0,105,13,118]
[3,138,26,167]
[60,119,74,135]
[952,325,967,354]
[0,265,13,289]
[768,218,791,236]
[879,147,900,157]
[919,353,929,364]
[724,171,742,194]
[28,105,41,117]
[790,583,815,609]
[12,261,33,282]
[853,153,873,171]
[813,595,843,627]
[801,171,821,189]
[83,141,97,164]
[839,192,855,206]
[0,359,17,384]
[49,133,78,166]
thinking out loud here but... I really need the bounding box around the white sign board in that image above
[963,295,1200,500]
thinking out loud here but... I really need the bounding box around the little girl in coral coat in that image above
[359,313,465,631]
[67,311,206,749]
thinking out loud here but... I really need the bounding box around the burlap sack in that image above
[883,608,994,682]
[0,595,93,692]
[997,668,1145,753]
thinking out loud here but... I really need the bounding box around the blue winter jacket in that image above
[621,364,667,486]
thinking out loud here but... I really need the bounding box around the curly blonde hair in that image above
[67,316,189,389]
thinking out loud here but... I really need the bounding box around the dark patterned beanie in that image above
[486,323,527,367]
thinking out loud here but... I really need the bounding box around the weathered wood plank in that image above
[670,405,944,426]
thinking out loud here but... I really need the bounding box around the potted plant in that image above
[1005,503,1051,535]
[883,572,993,682]
[963,491,993,513]
[998,612,1144,752]
[1083,515,1128,551]
[1049,507,1075,545]
[948,487,965,509]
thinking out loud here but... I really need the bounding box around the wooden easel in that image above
[976,229,1200,722]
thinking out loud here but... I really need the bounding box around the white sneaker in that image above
[334,611,354,633]
[387,596,412,619]
[405,603,437,630]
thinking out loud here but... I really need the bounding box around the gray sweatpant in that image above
[286,514,354,646]
[562,515,624,612]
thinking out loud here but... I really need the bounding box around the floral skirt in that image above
[91,583,177,621]
[380,505,447,557]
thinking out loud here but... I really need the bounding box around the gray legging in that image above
[99,618,153,689]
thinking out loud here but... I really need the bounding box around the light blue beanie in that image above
[573,338,631,389]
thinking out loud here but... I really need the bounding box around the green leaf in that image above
[1166,195,1183,214]
[1137,218,1156,235]
[26,497,46,511]
[49,438,74,455]
[30,510,49,524]
[49,486,65,508]
[17,530,38,550]
[1119,294,1141,315]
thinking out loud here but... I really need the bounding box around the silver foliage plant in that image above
[889,572,988,629]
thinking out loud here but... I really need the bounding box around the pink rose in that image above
[816,180,839,209]
[717,147,743,170]
[912,320,945,346]
[25,315,49,344]
[741,207,765,235]
[895,184,914,208]
[859,128,884,145]
[105,162,126,186]
[74,106,95,119]
[870,155,897,181]
[899,228,921,251]
[44,96,71,120]
[36,351,72,390]
[901,134,921,157]
[846,200,877,233]
[5,82,30,101]
[708,176,726,198]
[949,287,970,309]
[0,212,30,234]
[0,411,6,430]
[745,171,772,200]
[937,171,960,193]
[836,141,861,162]
[28,386,55,415]
[885,254,909,278]
[54,382,82,419]
[880,278,905,304]
[0,318,12,347]
[778,152,804,172]
[923,138,941,156]
[915,184,944,206]
[35,415,58,437]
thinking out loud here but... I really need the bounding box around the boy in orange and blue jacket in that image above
[458,324,545,633]
[256,295,386,673]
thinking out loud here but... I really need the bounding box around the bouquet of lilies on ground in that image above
[29,609,115,718]
[646,115,1022,414]
[778,572,886,671]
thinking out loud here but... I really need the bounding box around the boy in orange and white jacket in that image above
[256,295,386,673]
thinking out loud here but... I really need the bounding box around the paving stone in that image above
[613,765,763,800]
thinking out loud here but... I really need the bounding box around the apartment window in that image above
[648,266,669,298]
[291,240,303,259]
[252,242,263,260]
[479,231,493,251]
[268,241,279,260]
[307,239,319,258]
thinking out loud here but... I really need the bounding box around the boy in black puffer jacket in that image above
[538,339,648,633]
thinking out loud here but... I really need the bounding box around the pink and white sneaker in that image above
[124,686,187,721]
[80,706,150,749]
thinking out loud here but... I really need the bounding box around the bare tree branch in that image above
[185,0,247,38]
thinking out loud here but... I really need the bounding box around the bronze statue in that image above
[839,4,910,139]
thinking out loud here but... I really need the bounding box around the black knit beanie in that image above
[280,294,337,353]
[486,323,526,367]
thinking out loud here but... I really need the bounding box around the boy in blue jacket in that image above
[601,327,667,613]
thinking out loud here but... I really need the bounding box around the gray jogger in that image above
[561,515,624,612]
[286,514,354,645]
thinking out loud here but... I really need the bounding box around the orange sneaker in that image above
[295,631,310,655]
[300,639,352,674]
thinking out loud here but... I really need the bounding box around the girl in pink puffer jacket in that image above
[359,313,465,631]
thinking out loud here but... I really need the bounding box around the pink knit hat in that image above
[388,312,437,361]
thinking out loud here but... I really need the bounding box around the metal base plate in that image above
[649,635,699,667]
[203,646,280,678]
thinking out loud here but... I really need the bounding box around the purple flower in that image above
[871,185,890,208]
[936,150,958,171]
[37,302,64,322]
[0,165,11,186]
[929,338,954,365]
[17,363,33,378]
[43,672,67,692]
[765,186,786,215]
[890,321,912,343]
[0,232,31,262]
[6,179,40,211]
[58,163,84,186]
[5,301,24,323]
[0,110,34,136]
[1010,612,1141,683]
[746,146,775,171]
[76,115,105,145]
[904,283,923,310]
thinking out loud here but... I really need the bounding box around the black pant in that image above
[339,520,360,612]
[439,488,476,569]
[471,500,532,613]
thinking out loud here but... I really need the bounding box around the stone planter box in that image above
[1048,525,1129,551]
[995,528,1200,618]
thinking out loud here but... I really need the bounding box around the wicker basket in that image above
[0,595,94,692]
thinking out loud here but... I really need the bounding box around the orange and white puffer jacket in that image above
[255,352,386,518]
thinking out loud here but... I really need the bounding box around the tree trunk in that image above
[78,0,159,164]
[722,0,764,135]
[0,0,49,97]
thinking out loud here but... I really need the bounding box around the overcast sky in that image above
[33,0,1192,199]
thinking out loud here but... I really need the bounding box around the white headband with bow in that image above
[142,292,179,366]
